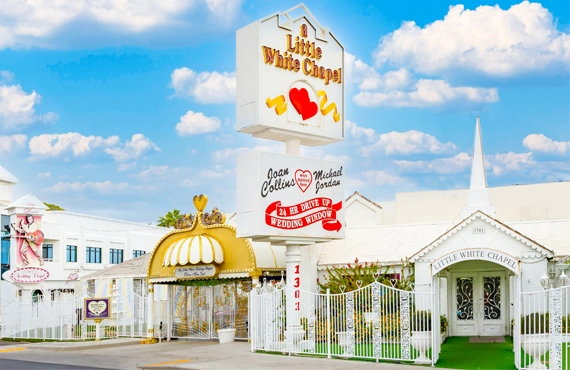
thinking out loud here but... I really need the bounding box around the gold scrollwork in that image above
[175,214,195,229]
[201,207,225,226]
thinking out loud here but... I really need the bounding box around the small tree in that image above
[317,258,415,294]
[44,202,64,211]
[157,209,183,228]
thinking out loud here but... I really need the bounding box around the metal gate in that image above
[517,285,569,370]
[170,281,251,339]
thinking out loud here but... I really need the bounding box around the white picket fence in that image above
[249,279,440,366]
[517,285,569,370]
[1,288,150,341]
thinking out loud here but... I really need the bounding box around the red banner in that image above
[265,198,342,232]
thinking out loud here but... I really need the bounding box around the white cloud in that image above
[523,134,569,155]
[104,133,160,161]
[362,170,406,185]
[175,111,221,136]
[37,171,51,178]
[486,152,535,175]
[0,1,243,49]
[29,132,119,157]
[200,169,231,178]
[133,165,170,179]
[0,84,57,129]
[354,79,498,108]
[345,120,376,142]
[0,134,27,154]
[117,162,137,172]
[170,67,235,104]
[46,181,129,194]
[360,130,458,156]
[374,1,570,76]
[395,152,472,174]
[0,70,15,83]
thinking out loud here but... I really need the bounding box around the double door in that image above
[452,272,506,336]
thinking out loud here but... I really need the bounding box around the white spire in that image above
[470,117,487,190]
[462,117,495,217]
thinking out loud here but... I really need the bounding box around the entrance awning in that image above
[146,194,284,283]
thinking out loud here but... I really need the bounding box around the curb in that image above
[27,339,141,352]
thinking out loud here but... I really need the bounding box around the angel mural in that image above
[11,214,45,267]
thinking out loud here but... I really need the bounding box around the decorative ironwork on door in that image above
[456,277,474,320]
[482,276,501,320]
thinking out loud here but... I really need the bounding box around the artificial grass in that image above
[436,336,515,370]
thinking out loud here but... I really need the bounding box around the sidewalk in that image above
[21,339,448,370]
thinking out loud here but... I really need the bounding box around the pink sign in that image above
[11,267,50,283]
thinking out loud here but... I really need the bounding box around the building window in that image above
[86,247,101,264]
[133,250,145,258]
[66,245,77,262]
[110,248,123,264]
[42,244,53,261]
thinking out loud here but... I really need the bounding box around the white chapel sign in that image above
[236,6,344,146]
[431,248,520,275]
[174,265,216,279]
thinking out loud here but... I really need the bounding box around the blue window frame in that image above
[133,250,145,258]
[110,248,123,264]
[86,247,101,263]
[66,245,77,262]
[42,244,53,261]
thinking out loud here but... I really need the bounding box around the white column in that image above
[285,245,302,328]
[146,283,156,344]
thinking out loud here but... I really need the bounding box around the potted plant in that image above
[217,327,237,344]
[521,312,549,369]
[410,310,432,364]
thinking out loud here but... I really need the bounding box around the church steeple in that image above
[462,117,495,217]
[470,117,487,190]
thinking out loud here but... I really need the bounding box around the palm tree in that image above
[157,209,182,228]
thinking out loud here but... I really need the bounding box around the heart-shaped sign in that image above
[295,169,312,193]
[88,300,107,316]
[289,88,318,120]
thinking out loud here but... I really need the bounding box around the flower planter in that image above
[336,331,350,356]
[410,331,432,364]
[521,333,549,369]
[217,328,236,344]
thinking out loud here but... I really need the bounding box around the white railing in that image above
[1,288,150,341]
[250,280,438,366]
[518,285,569,370]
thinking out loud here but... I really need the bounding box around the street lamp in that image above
[539,272,550,290]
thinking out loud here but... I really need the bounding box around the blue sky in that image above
[0,0,568,223]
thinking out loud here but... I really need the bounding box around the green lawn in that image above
[436,337,515,370]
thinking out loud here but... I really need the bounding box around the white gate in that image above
[518,285,569,370]
[170,281,251,340]
[250,279,438,365]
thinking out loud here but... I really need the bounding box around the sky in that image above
[0,0,568,224]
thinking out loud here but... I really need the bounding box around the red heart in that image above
[289,88,318,120]
[295,169,312,193]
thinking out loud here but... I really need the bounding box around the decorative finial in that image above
[193,194,208,212]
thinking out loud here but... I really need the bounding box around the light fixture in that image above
[539,272,550,290]
[559,270,569,286]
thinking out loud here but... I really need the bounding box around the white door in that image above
[452,272,506,337]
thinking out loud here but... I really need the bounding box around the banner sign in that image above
[236,151,344,240]
[84,297,111,320]
[174,265,217,279]
[10,267,50,283]
[431,248,520,275]
[236,6,344,146]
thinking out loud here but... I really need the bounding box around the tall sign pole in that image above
[236,3,345,349]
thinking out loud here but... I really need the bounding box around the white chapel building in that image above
[307,119,570,338]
